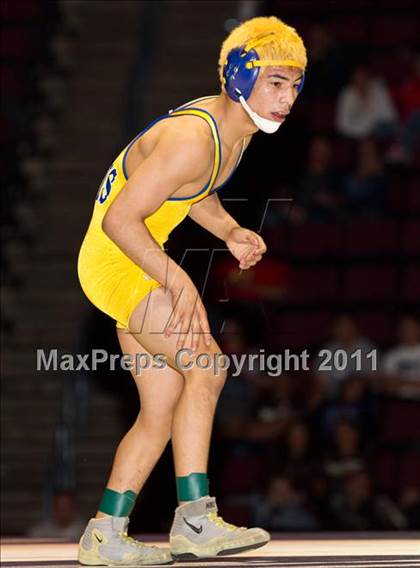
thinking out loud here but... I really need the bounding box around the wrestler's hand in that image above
[165,274,211,351]
[226,227,267,270]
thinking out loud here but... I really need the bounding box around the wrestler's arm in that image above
[188,137,265,269]
[188,192,240,241]
[188,135,254,240]
[102,128,212,293]
[189,193,266,269]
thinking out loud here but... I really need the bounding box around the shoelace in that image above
[207,511,244,531]
[119,531,147,548]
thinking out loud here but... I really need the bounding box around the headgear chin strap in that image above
[238,94,281,134]
[222,33,305,133]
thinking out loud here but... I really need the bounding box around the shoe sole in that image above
[171,537,269,560]
[78,549,174,566]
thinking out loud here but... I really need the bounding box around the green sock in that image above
[176,473,209,502]
[98,488,137,517]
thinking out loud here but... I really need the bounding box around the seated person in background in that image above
[323,420,366,483]
[341,139,386,216]
[216,319,293,444]
[293,136,343,222]
[330,470,406,530]
[215,318,257,440]
[314,314,377,399]
[336,64,398,140]
[267,421,319,492]
[382,315,420,399]
[319,376,373,441]
[255,475,320,531]
[245,374,295,445]
[26,490,85,540]
[387,51,420,164]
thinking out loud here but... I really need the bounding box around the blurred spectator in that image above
[340,139,386,215]
[267,421,319,491]
[26,490,85,539]
[215,319,258,440]
[315,315,377,398]
[255,475,320,530]
[302,23,348,99]
[387,52,420,164]
[319,377,373,440]
[323,420,366,482]
[254,372,294,416]
[293,136,343,222]
[330,471,406,530]
[382,315,420,399]
[247,374,294,444]
[216,318,284,441]
[336,65,398,140]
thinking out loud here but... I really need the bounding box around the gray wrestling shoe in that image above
[78,515,172,566]
[169,496,270,559]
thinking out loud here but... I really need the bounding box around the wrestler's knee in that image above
[135,409,173,442]
[181,347,228,399]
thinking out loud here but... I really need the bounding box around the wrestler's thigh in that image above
[127,287,222,372]
[117,327,184,418]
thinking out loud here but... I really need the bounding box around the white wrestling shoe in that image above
[78,515,173,566]
[169,496,270,559]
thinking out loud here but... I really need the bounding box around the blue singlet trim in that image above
[166,108,222,201]
[121,108,222,201]
[121,97,244,201]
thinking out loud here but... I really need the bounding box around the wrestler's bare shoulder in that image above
[162,115,215,154]
[128,113,214,179]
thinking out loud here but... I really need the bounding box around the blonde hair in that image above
[218,16,307,88]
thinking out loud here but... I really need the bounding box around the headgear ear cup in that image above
[223,46,260,102]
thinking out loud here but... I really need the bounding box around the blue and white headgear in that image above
[222,33,305,133]
[223,33,305,102]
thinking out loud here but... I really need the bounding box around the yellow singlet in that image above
[77,97,245,329]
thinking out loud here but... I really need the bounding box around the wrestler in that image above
[77,16,307,565]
